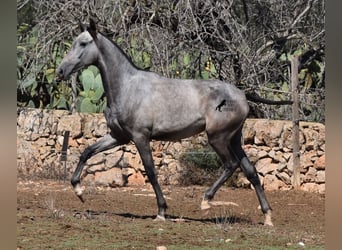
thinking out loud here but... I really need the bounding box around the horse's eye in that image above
[80,42,87,47]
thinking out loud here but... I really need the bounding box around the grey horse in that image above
[57,19,275,226]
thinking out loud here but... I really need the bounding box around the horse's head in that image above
[56,19,98,80]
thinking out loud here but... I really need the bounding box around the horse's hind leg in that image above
[71,134,120,202]
[202,134,239,210]
[231,130,273,226]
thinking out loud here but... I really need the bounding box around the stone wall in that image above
[17,108,325,193]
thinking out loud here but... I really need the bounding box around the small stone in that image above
[298,241,305,247]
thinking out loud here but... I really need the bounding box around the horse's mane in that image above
[98,31,146,71]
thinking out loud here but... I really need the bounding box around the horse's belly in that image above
[151,120,205,141]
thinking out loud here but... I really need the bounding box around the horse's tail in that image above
[245,92,293,105]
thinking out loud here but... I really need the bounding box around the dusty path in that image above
[17,180,324,249]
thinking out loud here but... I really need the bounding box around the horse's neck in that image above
[96,35,138,105]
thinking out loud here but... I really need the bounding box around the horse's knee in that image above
[240,157,261,185]
[79,147,92,163]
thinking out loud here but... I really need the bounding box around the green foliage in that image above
[77,66,106,113]
[17,23,73,110]
[127,37,152,69]
[179,145,221,171]
[17,24,38,91]
[170,51,218,80]
[17,20,106,113]
[50,82,72,110]
[266,48,325,122]
[17,1,324,122]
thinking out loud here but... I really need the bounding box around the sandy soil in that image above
[17,180,325,249]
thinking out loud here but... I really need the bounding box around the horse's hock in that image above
[17,108,325,193]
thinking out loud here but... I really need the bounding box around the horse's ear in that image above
[80,24,87,32]
[88,18,97,39]
[78,19,87,32]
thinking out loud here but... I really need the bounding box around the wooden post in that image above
[291,55,300,189]
[60,130,70,183]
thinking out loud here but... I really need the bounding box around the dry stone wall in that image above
[17,108,325,193]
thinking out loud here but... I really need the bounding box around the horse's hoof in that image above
[154,215,166,222]
[264,210,273,226]
[74,184,85,203]
[264,221,274,227]
[201,199,211,210]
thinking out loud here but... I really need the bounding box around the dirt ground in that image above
[17,180,325,249]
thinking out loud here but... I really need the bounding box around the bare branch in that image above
[291,0,316,29]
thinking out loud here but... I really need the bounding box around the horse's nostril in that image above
[56,68,64,80]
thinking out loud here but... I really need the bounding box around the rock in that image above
[316,171,325,183]
[314,155,325,170]
[105,150,125,168]
[282,152,292,161]
[301,183,319,193]
[268,150,275,159]
[236,172,250,188]
[318,184,325,194]
[47,138,55,146]
[276,172,291,185]
[253,120,283,147]
[301,151,317,169]
[127,154,143,171]
[268,150,284,163]
[94,167,126,187]
[83,115,96,138]
[173,142,183,153]
[244,145,259,163]
[304,167,317,182]
[87,153,105,166]
[156,246,167,250]
[68,137,79,147]
[257,150,269,159]
[57,114,82,138]
[17,108,326,194]
[263,174,283,191]
[277,162,287,172]
[281,124,305,149]
[303,128,320,151]
[124,144,138,154]
[128,171,146,186]
[153,156,163,166]
[255,158,277,175]
[163,157,175,165]
[242,119,256,143]
[34,138,48,147]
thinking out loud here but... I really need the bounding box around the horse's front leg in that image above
[71,134,120,202]
[134,136,167,221]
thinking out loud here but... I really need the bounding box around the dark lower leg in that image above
[240,157,272,214]
[203,134,238,203]
[145,167,167,218]
[231,130,273,225]
[240,156,273,226]
[135,138,167,219]
[204,164,238,201]
[71,134,119,200]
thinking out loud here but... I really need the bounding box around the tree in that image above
[17,0,325,122]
